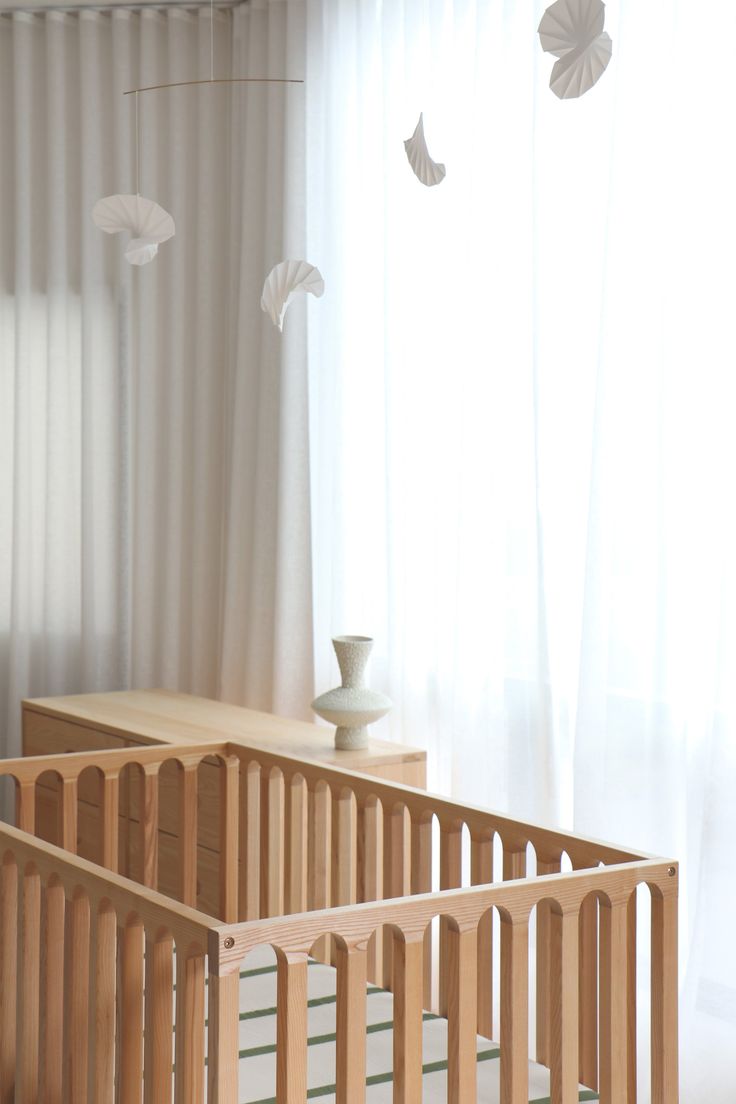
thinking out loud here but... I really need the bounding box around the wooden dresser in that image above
[21,689,426,913]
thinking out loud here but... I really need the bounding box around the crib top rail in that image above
[0,819,218,952]
[222,740,653,867]
[210,854,678,973]
[0,733,652,868]
[0,740,231,783]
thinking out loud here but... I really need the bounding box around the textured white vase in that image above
[311,636,392,750]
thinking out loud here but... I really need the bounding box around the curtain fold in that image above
[0,0,313,763]
[305,1,736,1098]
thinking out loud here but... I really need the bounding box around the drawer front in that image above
[23,710,129,757]
[357,758,427,789]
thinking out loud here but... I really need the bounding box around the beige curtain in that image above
[0,0,314,760]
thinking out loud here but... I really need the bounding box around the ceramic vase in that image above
[311,636,392,750]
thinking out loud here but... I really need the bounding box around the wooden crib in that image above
[0,737,678,1103]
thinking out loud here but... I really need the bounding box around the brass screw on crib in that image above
[668,867,677,877]
[224,937,235,949]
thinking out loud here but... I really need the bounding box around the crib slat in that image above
[362,798,382,983]
[18,866,41,1102]
[447,925,478,1104]
[284,774,307,915]
[0,859,18,1104]
[627,893,637,1103]
[393,933,424,1104]
[66,892,91,1103]
[220,757,240,922]
[503,846,526,881]
[309,782,333,967]
[500,915,529,1104]
[651,887,678,1104]
[175,950,206,1104]
[578,891,599,1089]
[383,805,410,990]
[384,803,410,900]
[439,823,462,1015]
[411,813,433,1008]
[120,918,145,1104]
[92,904,117,1104]
[180,764,199,908]
[308,783,331,910]
[208,971,240,1104]
[336,944,367,1103]
[144,932,174,1104]
[261,768,285,918]
[362,798,382,903]
[276,955,309,1104]
[101,772,120,871]
[336,789,357,906]
[599,898,628,1103]
[241,762,261,920]
[410,814,433,1009]
[141,768,160,890]
[549,908,578,1104]
[471,833,494,1038]
[41,880,66,1104]
[536,857,561,1064]
[16,779,35,833]
[61,776,79,852]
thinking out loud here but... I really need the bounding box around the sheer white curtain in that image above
[305,0,736,1098]
[0,0,313,761]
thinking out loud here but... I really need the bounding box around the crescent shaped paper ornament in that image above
[538,0,612,100]
[403,114,446,187]
[260,260,325,331]
[92,194,175,265]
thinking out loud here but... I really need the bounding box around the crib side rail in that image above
[222,739,650,870]
[0,820,235,1104]
[211,856,679,1104]
[222,738,659,1086]
[0,741,239,920]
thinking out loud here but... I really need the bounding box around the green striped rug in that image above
[233,946,599,1104]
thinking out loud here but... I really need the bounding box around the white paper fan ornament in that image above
[538,0,612,100]
[261,260,325,331]
[92,194,175,265]
[404,114,446,187]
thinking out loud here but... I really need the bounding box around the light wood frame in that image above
[0,739,679,1103]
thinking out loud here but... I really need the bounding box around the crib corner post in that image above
[207,958,240,1104]
[392,930,424,1104]
[651,873,679,1104]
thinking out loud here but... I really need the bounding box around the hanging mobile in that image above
[92,0,303,268]
[92,91,175,266]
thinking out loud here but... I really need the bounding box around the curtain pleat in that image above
[1,0,313,760]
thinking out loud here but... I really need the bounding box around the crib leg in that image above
[276,956,308,1104]
[651,887,678,1104]
[0,859,18,1104]
[578,893,598,1089]
[549,908,578,1104]
[393,934,424,1104]
[500,915,529,1104]
[335,944,367,1103]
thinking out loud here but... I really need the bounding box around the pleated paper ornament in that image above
[538,0,613,100]
[92,194,175,265]
[403,114,446,187]
[261,260,325,331]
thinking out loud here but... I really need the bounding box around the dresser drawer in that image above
[23,710,130,757]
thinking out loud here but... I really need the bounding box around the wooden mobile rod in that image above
[124,77,303,95]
